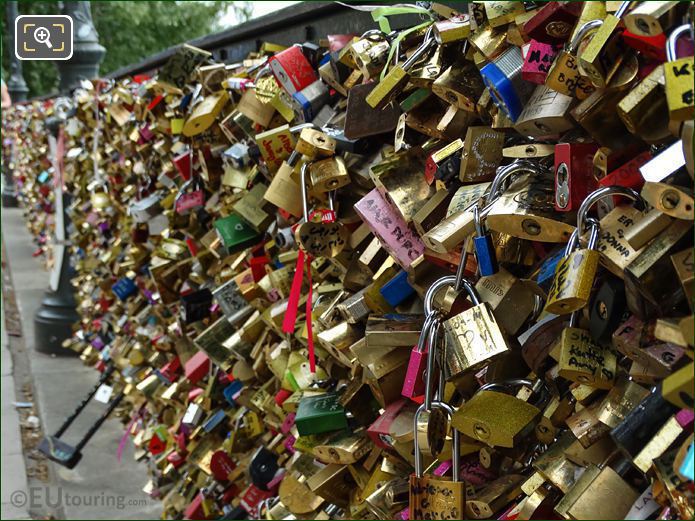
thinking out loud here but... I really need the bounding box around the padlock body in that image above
[365,66,409,109]
[409,473,466,519]
[664,56,695,121]
[554,142,599,212]
[557,327,617,389]
[402,345,428,399]
[545,249,600,314]
[544,51,595,99]
[473,233,499,276]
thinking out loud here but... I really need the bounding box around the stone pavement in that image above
[1,207,161,520]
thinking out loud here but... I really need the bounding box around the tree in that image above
[2,1,252,98]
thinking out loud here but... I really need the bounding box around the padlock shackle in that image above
[402,27,436,70]
[614,0,631,19]
[415,313,435,354]
[424,317,441,409]
[569,19,603,53]
[563,216,601,256]
[576,185,645,235]
[424,274,481,313]
[413,401,460,480]
[299,162,311,221]
[479,378,550,408]
[488,159,542,204]
[667,24,692,62]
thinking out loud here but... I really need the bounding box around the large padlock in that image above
[451,380,542,448]
[664,24,695,121]
[410,401,465,520]
[442,276,509,380]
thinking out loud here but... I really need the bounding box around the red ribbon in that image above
[305,253,315,373]
[282,250,305,335]
[281,249,316,373]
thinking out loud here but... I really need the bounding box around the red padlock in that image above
[522,1,581,44]
[554,142,600,212]
[367,398,409,449]
[268,46,317,95]
[174,177,205,215]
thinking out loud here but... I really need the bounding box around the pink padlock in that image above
[174,177,205,215]
[522,40,561,84]
[402,315,436,400]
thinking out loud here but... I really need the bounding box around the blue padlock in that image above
[473,204,498,277]
[223,380,243,406]
[380,270,415,307]
[112,277,137,301]
[536,248,565,293]
[680,442,694,481]
[202,409,227,433]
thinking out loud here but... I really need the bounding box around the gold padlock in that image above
[664,24,695,121]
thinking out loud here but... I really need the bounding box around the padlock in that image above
[554,142,599,212]
[664,24,695,121]
[442,275,509,380]
[432,60,485,112]
[624,1,684,37]
[433,14,471,45]
[294,163,348,259]
[579,1,632,88]
[174,177,205,215]
[348,31,392,80]
[544,19,601,99]
[366,29,436,109]
[451,380,542,448]
[617,64,671,144]
[556,312,618,390]
[481,45,535,121]
[521,40,561,85]
[402,313,436,400]
[523,2,582,44]
[475,268,538,336]
[473,203,498,277]
[485,160,575,243]
[309,156,351,193]
[513,85,575,139]
[410,402,465,520]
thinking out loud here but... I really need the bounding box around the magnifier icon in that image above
[34,26,53,49]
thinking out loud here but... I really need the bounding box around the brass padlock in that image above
[410,401,466,520]
[294,163,348,258]
[664,24,695,121]
[484,160,575,243]
[579,1,632,88]
[544,19,600,99]
[442,276,509,380]
[366,29,436,109]
[451,380,542,448]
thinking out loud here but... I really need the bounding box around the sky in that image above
[221,1,301,25]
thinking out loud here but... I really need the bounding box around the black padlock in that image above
[249,447,279,490]
[589,277,628,345]
[180,288,213,324]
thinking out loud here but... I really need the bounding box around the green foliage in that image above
[2,1,251,98]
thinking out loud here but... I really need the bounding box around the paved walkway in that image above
[2,207,161,519]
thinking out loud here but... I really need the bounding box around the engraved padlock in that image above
[410,401,465,520]
[294,162,348,258]
[545,19,602,99]
[664,24,695,121]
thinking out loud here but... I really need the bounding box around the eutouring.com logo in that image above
[10,487,151,511]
